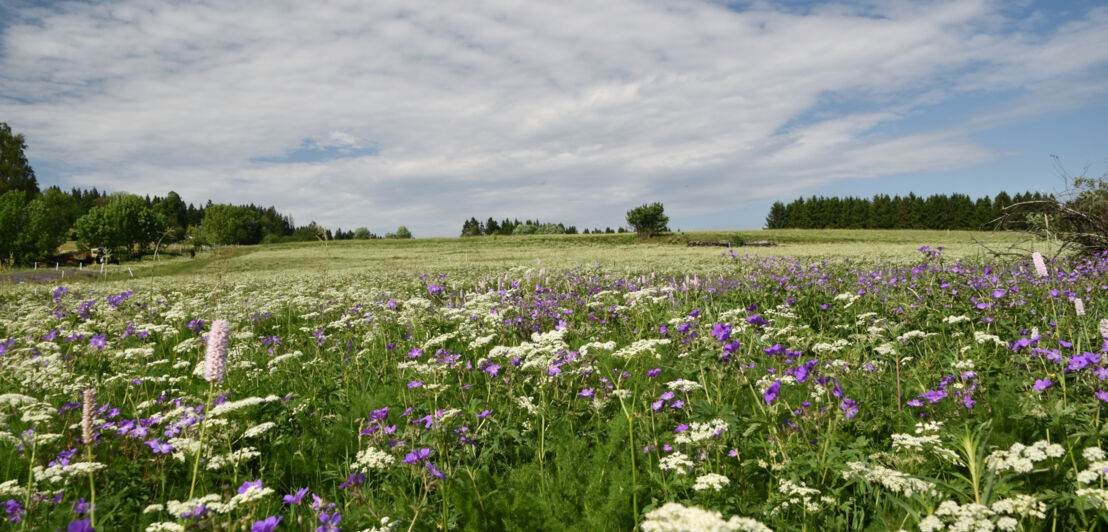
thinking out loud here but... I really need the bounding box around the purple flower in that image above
[50,448,78,467]
[711,323,731,342]
[426,462,446,480]
[674,424,689,433]
[841,398,859,420]
[918,390,947,404]
[402,448,433,464]
[1033,379,1053,391]
[251,516,282,532]
[647,368,661,378]
[65,519,94,532]
[577,388,594,398]
[338,472,364,489]
[764,380,781,404]
[238,479,263,494]
[71,498,91,515]
[1096,390,1108,402]
[88,334,106,351]
[476,409,492,418]
[5,499,24,522]
[407,381,423,388]
[144,439,173,454]
[283,487,309,505]
[317,511,342,532]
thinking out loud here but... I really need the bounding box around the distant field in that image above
[11,228,1038,285]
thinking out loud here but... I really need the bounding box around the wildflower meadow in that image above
[2,234,1108,531]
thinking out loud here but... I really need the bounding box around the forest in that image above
[763,191,1046,230]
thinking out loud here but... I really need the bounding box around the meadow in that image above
[2,229,1106,531]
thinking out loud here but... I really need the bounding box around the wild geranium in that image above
[251,516,282,532]
[283,487,309,505]
[764,380,781,404]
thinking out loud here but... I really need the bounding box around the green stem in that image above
[86,444,96,529]
[188,381,216,500]
[21,435,35,532]
[618,392,639,529]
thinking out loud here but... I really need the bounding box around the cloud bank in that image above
[2,0,1107,235]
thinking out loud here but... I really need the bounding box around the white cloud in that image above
[1,0,1106,234]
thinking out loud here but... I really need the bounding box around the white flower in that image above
[841,462,937,497]
[996,517,1018,531]
[658,452,693,474]
[918,515,943,532]
[612,338,671,359]
[206,447,261,471]
[146,523,186,532]
[675,419,729,444]
[210,395,280,417]
[693,473,730,491]
[986,440,1064,474]
[991,494,1046,520]
[242,422,277,439]
[354,446,396,472]
[640,502,773,532]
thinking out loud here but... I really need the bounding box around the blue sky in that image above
[1,0,1106,236]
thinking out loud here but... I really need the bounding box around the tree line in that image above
[460,217,633,236]
[0,123,410,265]
[763,191,1048,230]
[460,217,578,236]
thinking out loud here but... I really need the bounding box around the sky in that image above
[1,0,1107,237]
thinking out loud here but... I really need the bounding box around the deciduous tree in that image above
[626,202,669,238]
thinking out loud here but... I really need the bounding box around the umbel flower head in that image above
[1100,319,1108,339]
[204,319,231,383]
[82,388,96,444]
[1076,298,1086,317]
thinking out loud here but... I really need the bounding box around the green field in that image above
[6,229,1033,282]
[1,229,1103,531]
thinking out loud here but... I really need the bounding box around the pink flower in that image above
[82,389,96,444]
[1032,252,1048,277]
[204,319,231,383]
